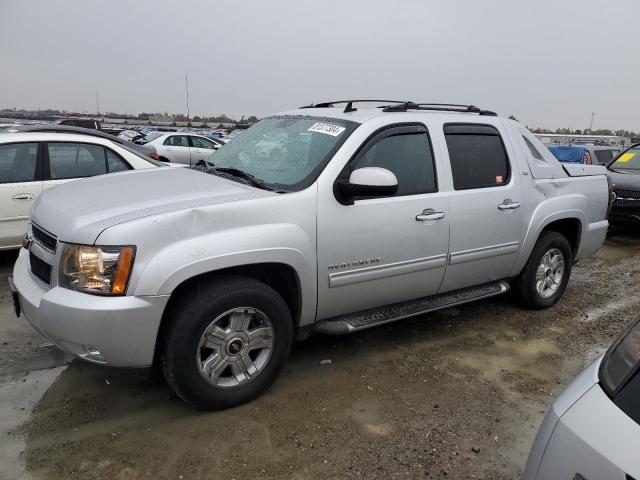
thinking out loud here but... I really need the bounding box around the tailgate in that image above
[562,164,607,177]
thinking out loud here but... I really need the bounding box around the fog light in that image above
[79,347,107,364]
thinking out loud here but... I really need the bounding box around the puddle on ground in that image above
[455,337,561,383]
[0,366,66,480]
[595,233,640,261]
[345,398,394,437]
[584,297,639,322]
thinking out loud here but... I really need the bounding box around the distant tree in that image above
[247,115,259,123]
[192,115,202,122]
[574,129,582,135]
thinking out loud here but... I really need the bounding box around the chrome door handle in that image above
[12,193,33,200]
[498,200,520,210]
[416,209,445,221]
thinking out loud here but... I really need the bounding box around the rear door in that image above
[43,142,109,192]
[0,142,42,248]
[162,135,192,164]
[439,122,524,292]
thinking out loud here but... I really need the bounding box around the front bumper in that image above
[12,248,170,368]
[524,357,640,479]
[610,206,640,224]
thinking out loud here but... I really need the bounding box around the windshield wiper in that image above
[197,163,276,191]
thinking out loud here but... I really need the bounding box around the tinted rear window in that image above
[444,124,510,190]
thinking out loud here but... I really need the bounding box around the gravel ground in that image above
[1,229,639,480]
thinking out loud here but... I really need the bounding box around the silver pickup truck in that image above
[10,101,611,409]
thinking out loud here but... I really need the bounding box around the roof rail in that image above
[300,99,409,113]
[381,102,497,116]
[300,100,497,116]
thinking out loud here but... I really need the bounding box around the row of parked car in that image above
[0,125,252,250]
[546,142,640,225]
[1,103,640,478]
[548,143,622,165]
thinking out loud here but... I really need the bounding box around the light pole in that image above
[185,75,191,126]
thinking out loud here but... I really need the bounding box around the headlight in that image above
[59,244,136,296]
[599,317,640,396]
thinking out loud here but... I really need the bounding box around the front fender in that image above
[134,224,317,326]
[510,194,587,277]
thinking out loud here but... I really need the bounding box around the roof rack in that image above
[380,102,497,116]
[301,99,409,113]
[300,100,497,116]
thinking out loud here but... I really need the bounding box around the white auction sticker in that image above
[307,122,346,136]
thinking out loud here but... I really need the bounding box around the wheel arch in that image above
[512,206,585,277]
[153,262,303,370]
[540,217,582,258]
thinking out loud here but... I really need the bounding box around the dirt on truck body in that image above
[1,229,639,479]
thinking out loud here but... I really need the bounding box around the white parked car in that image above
[0,131,172,250]
[144,133,223,165]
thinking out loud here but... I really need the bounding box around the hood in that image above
[31,167,276,245]
[608,169,640,190]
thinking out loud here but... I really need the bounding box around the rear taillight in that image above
[150,152,159,160]
[584,151,592,165]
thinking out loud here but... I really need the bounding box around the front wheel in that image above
[161,276,293,409]
[514,231,573,309]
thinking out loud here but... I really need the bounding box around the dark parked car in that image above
[55,118,102,130]
[608,143,640,225]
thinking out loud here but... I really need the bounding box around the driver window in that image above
[191,136,215,149]
[351,132,437,196]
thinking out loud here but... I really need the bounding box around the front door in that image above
[0,142,42,249]
[439,122,524,292]
[189,136,218,164]
[316,124,450,319]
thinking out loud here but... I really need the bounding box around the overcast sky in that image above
[1,0,638,130]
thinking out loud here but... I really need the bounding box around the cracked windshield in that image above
[208,116,357,189]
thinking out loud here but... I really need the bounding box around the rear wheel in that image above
[514,231,573,309]
[161,276,293,409]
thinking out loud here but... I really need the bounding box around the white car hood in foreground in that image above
[31,167,276,245]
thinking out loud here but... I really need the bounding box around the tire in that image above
[161,275,293,410]
[159,157,169,162]
[514,230,573,310]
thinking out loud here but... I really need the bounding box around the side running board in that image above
[315,280,510,335]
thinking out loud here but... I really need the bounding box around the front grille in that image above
[614,189,640,209]
[32,223,57,252]
[30,251,52,285]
